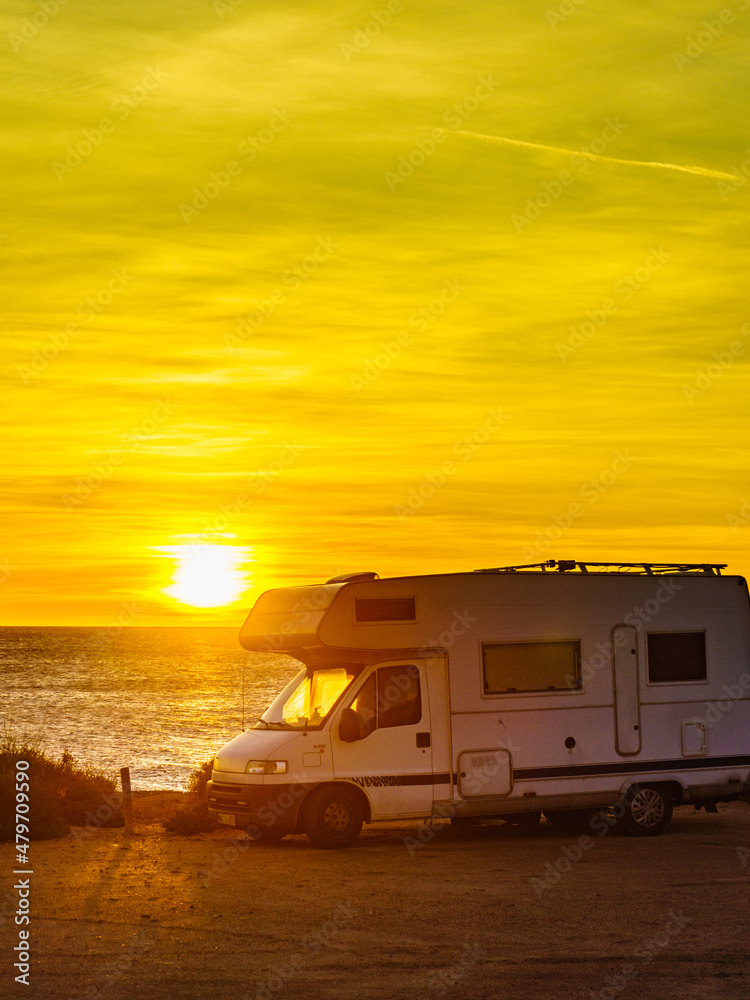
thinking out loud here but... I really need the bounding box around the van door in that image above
[331,659,434,819]
[612,624,642,755]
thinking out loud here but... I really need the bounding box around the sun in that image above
[156,543,251,608]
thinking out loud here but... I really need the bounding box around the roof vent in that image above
[325,572,380,584]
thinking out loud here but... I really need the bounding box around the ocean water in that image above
[0,627,301,790]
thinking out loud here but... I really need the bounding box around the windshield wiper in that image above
[255,719,296,730]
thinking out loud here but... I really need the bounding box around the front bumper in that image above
[207,778,316,837]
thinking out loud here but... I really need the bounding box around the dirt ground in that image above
[2,801,749,1000]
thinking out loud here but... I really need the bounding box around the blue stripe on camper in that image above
[347,757,750,791]
[512,753,750,781]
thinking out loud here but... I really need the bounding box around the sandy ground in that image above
[2,801,749,1000]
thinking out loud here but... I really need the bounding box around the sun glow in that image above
[157,544,251,608]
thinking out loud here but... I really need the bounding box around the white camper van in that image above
[208,560,750,848]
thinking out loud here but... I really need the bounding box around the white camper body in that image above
[208,561,750,847]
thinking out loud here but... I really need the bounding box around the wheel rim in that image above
[630,788,665,828]
[323,799,353,835]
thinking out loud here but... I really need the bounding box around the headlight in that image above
[245,760,288,775]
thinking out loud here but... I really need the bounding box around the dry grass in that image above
[162,760,217,834]
[132,790,187,824]
[1,728,224,839]
[0,727,122,840]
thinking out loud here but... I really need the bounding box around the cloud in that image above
[455,130,739,181]
[3,0,749,622]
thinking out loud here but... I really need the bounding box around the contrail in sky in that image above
[455,130,737,181]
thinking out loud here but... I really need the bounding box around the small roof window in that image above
[354,597,416,623]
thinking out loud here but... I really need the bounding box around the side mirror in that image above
[339,708,362,743]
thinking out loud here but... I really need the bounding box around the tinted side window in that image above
[647,632,707,683]
[483,641,580,694]
[349,665,422,734]
[377,665,422,728]
[355,597,416,622]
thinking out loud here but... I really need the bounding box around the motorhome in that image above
[207,560,750,848]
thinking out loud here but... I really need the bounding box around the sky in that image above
[2,0,749,625]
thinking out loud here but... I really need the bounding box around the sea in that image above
[0,627,301,790]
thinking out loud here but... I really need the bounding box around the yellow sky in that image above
[2,0,749,624]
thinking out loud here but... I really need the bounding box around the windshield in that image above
[257,665,359,730]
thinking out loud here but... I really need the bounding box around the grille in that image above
[210,781,248,795]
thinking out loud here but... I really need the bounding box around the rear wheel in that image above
[304,785,363,849]
[620,784,673,836]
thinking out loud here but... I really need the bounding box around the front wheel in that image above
[304,785,363,849]
[620,784,673,836]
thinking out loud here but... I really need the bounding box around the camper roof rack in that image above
[474,559,727,576]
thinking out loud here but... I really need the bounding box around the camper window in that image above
[259,665,359,730]
[482,640,581,694]
[377,664,422,728]
[647,631,707,683]
[347,664,422,737]
[355,597,416,622]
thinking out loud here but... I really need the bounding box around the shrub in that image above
[162,759,217,834]
[0,730,122,841]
